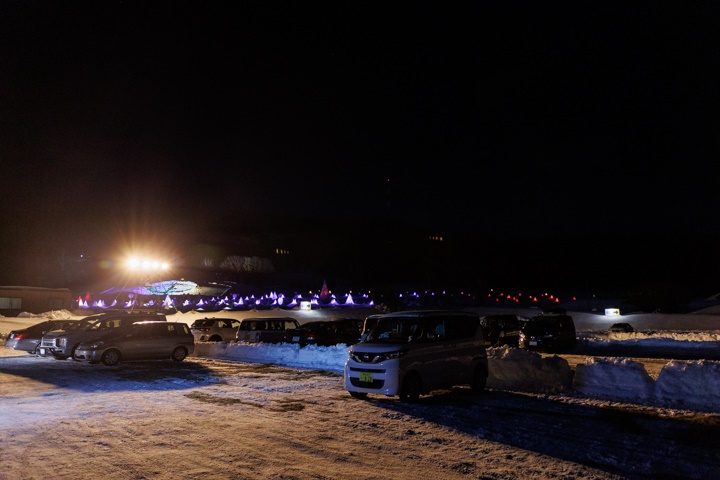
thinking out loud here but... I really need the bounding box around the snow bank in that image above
[487,346,573,394]
[16,309,74,319]
[574,357,655,403]
[655,360,720,412]
[193,341,350,373]
[569,357,720,413]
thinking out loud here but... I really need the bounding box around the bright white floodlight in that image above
[125,257,170,272]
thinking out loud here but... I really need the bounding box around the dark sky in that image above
[2,1,720,290]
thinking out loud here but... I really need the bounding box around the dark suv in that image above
[480,314,522,347]
[39,311,167,360]
[518,313,576,353]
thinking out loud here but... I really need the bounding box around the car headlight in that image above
[350,350,407,363]
[381,350,407,361]
[58,337,67,347]
[84,341,104,350]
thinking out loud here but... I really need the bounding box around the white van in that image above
[344,310,489,402]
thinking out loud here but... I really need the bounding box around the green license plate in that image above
[359,372,373,383]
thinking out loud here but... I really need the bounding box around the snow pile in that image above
[15,309,74,319]
[193,341,350,372]
[486,346,573,394]
[574,357,655,403]
[655,360,720,412]
[606,331,720,341]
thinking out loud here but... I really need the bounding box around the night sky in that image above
[2,1,720,295]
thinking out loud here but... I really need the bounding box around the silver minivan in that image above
[344,310,488,402]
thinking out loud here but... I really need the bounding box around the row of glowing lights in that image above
[125,258,170,271]
[489,291,578,303]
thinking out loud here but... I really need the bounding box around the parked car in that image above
[73,321,194,366]
[518,313,576,353]
[344,310,489,402]
[331,317,364,334]
[39,311,167,360]
[235,317,300,343]
[480,314,522,347]
[609,322,634,333]
[5,319,80,353]
[190,317,241,342]
[286,318,362,347]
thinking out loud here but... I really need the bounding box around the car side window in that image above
[424,319,444,341]
[135,325,151,337]
[106,319,122,329]
[445,317,478,340]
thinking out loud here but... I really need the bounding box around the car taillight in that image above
[306,334,315,341]
[15,333,24,340]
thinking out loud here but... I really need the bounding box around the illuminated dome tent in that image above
[98,280,231,297]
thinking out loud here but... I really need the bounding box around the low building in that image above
[0,286,73,316]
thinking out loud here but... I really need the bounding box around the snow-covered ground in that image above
[2,305,720,413]
[2,306,720,479]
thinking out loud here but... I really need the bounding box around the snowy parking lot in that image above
[2,306,720,478]
[1,352,719,480]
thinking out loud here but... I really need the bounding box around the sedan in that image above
[5,319,80,353]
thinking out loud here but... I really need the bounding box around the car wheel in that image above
[101,349,121,366]
[399,373,421,403]
[349,391,368,399]
[471,364,487,393]
[171,346,187,362]
[208,335,222,342]
[53,355,68,360]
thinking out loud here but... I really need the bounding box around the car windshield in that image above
[65,318,96,331]
[364,318,421,344]
[526,317,560,330]
[192,319,215,328]
[52,320,77,331]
